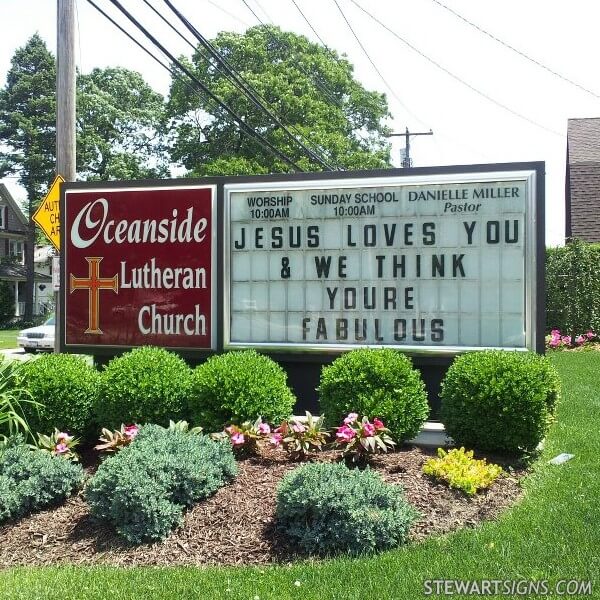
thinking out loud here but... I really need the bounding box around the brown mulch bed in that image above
[0,445,526,567]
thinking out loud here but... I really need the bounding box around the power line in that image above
[331,0,427,128]
[247,0,275,26]
[348,0,565,138]
[102,0,303,170]
[152,0,341,170]
[290,0,332,53]
[142,0,215,66]
[240,0,342,110]
[86,0,198,98]
[161,0,338,170]
[430,0,600,101]
[204,0,252,28]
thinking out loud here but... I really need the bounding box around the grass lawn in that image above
[1,352,598,599]
[0,329,18,350]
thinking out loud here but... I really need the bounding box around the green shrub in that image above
[0,435,84,523]
[318,348,429,442]
[0,280,14,326]
[86,424,237,544]
[190,350,296,432]
[546,240,600,335]
[440,350,560,454]
[422,447,503,495]
[22,353,99,439]
[96,347,192,430]
[276,462,418,556]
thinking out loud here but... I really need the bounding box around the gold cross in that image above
[70,257,118,334]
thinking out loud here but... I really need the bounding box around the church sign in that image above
[60,164,544,358]
[225,168,542,354]
[62,184,216,352]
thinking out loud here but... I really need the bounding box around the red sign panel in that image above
[64,185,215,350]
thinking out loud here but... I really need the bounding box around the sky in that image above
[1,0,599,246]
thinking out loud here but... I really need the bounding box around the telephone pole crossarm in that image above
[388,127,433,168]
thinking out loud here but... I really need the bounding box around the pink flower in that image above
[586,331,595,339]
[54,443,69,454]
[549,338,560,348]
[373,418,385,431]
[550,329,561,337]
[270,433,283,447]
[562,335,572,345]
[291,422,306,434]
[230,432,245,446]
[336,425,356,442]
[257,422,271,435]
[343,412,358,425]
[123,425,138,439]
[575,335,585,345]
[56,432,72,442]
[362,421,376,437]
[225,425,235,435]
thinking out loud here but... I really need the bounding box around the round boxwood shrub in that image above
[96,346,192,430]
[189,350,296,432]
[22,353,100,439]
[318,348,429,442]
[276,462,418,556]
[440,350,561,454]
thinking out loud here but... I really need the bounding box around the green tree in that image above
[0,37,167,318]
[0,33,56,322]
[166,25,392,175]
[77,67,168,180]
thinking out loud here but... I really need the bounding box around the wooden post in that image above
[56,0,76,352]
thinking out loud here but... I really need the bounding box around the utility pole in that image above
[389,127,433,168]
[55,0,76,352]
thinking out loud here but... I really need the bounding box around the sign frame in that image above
[223,163,545,356]
[59,178,220,357]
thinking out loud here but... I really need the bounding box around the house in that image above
[565,117,600,242]
[0,184,52,317]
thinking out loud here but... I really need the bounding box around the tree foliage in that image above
[0,36,166,317]
[0,33,56,202]
[0,35,167,190]
[77,67,168,180]
[166,25,392,175]
[0,34,56,321]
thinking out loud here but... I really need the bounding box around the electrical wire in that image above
[86,0,193,91]
[161,0,338,170]
[331,0,428,129]
[205,0,252,28]
[103,0,303,170]
[142,0,215,67]
[348,0,564,138]
[290,0,332,53]
[146,0,318,168]
[430,0,600,100]
[240,0,343,110]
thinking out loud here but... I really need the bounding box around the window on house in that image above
[9,240,24,264]
[0,206,6,229]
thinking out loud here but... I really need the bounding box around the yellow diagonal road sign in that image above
[32,174,64,252]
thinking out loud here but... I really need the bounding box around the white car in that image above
[17,316,55,352]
